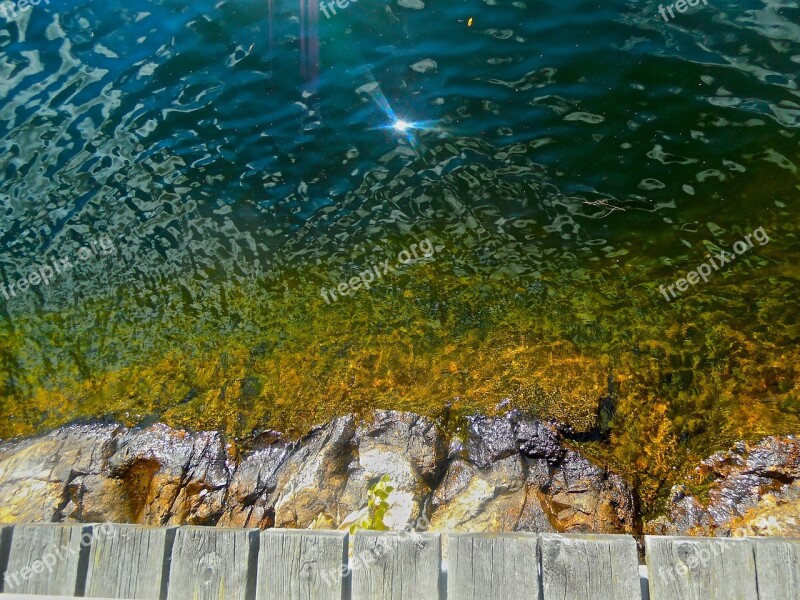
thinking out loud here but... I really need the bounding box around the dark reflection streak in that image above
[268,0,274,58]
[308,0,319,83]
[300,0,319,82]
[299,0,306,79]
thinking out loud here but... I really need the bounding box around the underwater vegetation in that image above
[1,202,798,519]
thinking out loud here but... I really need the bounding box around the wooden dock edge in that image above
[0,525,797,599]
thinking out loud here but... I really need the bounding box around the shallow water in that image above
[0,0,799,513]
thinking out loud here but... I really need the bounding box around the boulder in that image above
[429,455,543,532]
[269,411,447,531]
[465,415,517,468]
[338,410,447,530]
[106,425,232,525]
[430,418,635,534]
[538,450,635,533]
[217,443,290,528]
[646,436,800,536]
[269,416,357,528]
[0,424,121,523]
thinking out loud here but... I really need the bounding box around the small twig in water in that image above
[583,199,626,218]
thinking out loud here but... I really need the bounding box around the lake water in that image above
[1,0,798,512]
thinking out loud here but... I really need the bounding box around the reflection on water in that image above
[0,0,799,513]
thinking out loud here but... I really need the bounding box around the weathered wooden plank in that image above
[84,523,174,599]
[351,532,441,600]
[0,595,126,599]
[752,537,800,599]
[0,525,13,589]
[541,533,641,600]
[447,532,540,600]
[255,529,347,600]
[645,536,757,600]
[2,523,90,596]
[1,595,124,599]
[166,526,257,600]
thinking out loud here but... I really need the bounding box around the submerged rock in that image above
[0,410,634,534]
[646,435,800,536]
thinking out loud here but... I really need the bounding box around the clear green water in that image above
[0,0,799,513]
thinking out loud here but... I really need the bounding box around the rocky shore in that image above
[0,410,798,537]
[647,435,800,537]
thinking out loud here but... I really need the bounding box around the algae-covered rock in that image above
[646,435,800,536]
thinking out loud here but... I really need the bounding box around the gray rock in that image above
[269,416,357,528]
[218,444,290,528]
[337,411,446,530]
[430,439,636,534]
[354,410,447,487]
[465,415,517,468]
[542,450,635,533]
[107,425,232,525]
[647,435,800,536]
[429,455,533,532]
[516,419,565,461]
[0,424,121,523]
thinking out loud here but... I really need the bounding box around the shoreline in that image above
[0,410,797,538]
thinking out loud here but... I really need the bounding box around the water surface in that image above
[1,0,799,513]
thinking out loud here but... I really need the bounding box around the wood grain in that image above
[256,529,347,600]
[351,531,441,600]
[3,523,90,596]
[752,537,800,600]
[541,533,641,600]
[645,536,757,600]
[84,523,174,599]
[447,532,540,600]
[166,526,257,600]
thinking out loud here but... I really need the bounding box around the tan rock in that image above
[0,425,120,523]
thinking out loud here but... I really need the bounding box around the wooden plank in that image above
[84,523,174,599]
[447,532,540,600]
[541,534,641,600]
[166,526,257,600]
[752,537,800,599]
[0,525,13,590]
[351,532,441,600]
[0,595,125,599]
[255,529,347,600]
[0,595,126,599]
[645,536,757,600]
[2,523,90,596]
